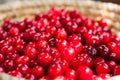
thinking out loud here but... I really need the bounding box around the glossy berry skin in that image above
[98,19,107,27]
[16,56,30,65]
[92,57,105,68]
[98,74,111,79]
[8,70,23,78]
[9,27,20,36]
[16,64,31,76]
[38,52,53,67]
[77,65,94,80]
[0,67,4,73]
[0,54,4,63]
[114,65,120,75]
[35,40,48,51]
[23,28,36,41]
[83,45,97,59]
[107,61,117,73]
[96,63,110,74]
[25,74,37,80]
[98,45,110,59]
[39,76,51,80]
[4,59,16,72]
[48,64,63,78]
[64,69,76,80]
[25,47,38,59]
[71,53,93,69]
[32,66,44,78]
[29,59,38,68]
[57,40,69,51]
[54,58,69,72]
[56,28,67,40]
[61,46,76,61]
[0,45,15,56]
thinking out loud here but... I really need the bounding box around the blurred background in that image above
[0,0,120,4]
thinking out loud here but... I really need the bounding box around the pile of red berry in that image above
[0,8,120,80]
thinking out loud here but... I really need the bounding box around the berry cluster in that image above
[0,8,120,80]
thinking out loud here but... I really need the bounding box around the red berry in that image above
[16,64,31,76]
[36,40,48,50]
[64,69,76,80]
[38,52,53,67]
[8,70,23,78]
[0,67,4,73]
[71,53,93,69]
[114,65,120,75]
[77,65,94,80]
[0,54,4,63]
[98,19,107,27]
[107,61,117,73]
[39,76,51,80]
[57,39,69,51]
[98,74,111,79]
[25,47,38,59]
[9,27,20,36]
[96,63,110,74]
[48,64,63,78]
[61,46,76,61]
[56,28,67,40]
[92,57,105,68]
[4,59,15,72]
[29,59,38,68]
[32,66,44,78]
[16,56,30,65]
[25,74,37,80]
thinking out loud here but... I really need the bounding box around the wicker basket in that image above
[0,0,120,80]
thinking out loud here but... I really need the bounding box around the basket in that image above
[0,0,120,80]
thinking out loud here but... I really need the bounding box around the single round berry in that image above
[96,63,110,74]
[48,64,63,78]
[16,64,31,76]
[32,66,44,78]
[77,65,94,80]
[107,61,117,73]
[38,52,53,67]
[9,27,20,36]
[25,47,38,59]
[16,56,30,65]
[92,57,105,68]
[114,65,120,75]
[4,59,16,72]
[56,28,67,40]
[64,69,76,80]
[71,53,93,69]
[61,46,76,61]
